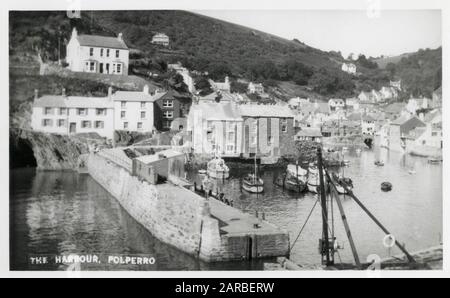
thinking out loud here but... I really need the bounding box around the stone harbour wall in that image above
[87,153,208,257]
[87,153,289,262]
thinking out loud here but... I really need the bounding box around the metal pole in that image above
[327,173,361,268]
[338,179,416,263]
[317,147,331,266]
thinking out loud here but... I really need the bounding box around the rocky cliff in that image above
[10,128,110,170]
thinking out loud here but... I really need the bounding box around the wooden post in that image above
[327,173,361,268]
[317,147,331,266]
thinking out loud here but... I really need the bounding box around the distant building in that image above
[405,97,430,115]
[390,80,402,91]
[239,104,295,161]
[187,101,243,157]
[112,85,157,133]
[151,33,170,46]
[431,86,442,109]
[208,76,231,93]
[380,86,398,100]
[295,128,322,142]
[404,110,442,156]
[132,149,186,185]
[31,89,114,138]
[341,63,357,74]
[347,113,376,135]
[345,98,359,112]
[328,98,345,111]
[66,27,129,75]
[288,97,309,110]
[388,115,426,152]
[371,90,383,103]
[167,62,195,93]
[153,90,192,131]
[358,91,373,103]
[247,82,264,94]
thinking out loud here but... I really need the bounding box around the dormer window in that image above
[116,50,120,58]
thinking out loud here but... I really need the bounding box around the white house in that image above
[380,86,398,100]
[248,82,264,94]
[328,98,345,111]
[66,28,129,75]
[345,98,360,112]
[208,76,231,93]
[111,85,157,132]
[390,80,402,90]
[31,89,115,139]
[151,33,170,46]
[341,63,356,74]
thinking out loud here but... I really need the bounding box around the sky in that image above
[195,10,441,58]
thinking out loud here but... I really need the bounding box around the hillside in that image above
[374,53,413,69]
[384,47,442,97]
[9,10,441,99]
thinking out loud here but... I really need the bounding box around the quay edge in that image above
[85,152,290,262]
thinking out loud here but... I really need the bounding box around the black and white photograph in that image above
[2,0,449,281]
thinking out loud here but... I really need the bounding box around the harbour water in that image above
[10,147,442,270]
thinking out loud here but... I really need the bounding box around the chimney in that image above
[34,89,39,100]
[72,27,78,38]
[143,85,149,94]
[62,88,66,97]
[108,87,113,99]
[117,33,123,41]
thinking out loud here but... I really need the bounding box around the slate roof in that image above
[33,95,114,108]
[239,104,294,118]
[112,91,158,102]
[135,149,184,164]
[77,34,129,50]
[296,128,322,137]
[191,102,242,121]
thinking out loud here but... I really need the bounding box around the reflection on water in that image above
[10,146,442,270]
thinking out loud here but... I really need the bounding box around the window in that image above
[163,100,173,108]
[96,108,106,115]
[57,119,66,127]
[268,136,273,146]
[121,111,126,119]
[163,120,172,129]
[228,131,235,142]
[59,108,67,115]
[121,101,126,108]
[106,49,110,57]
[123,122,128,129]
[94,121,104,129]
[226,144,234,152]
[141,111,146,119]
[163,111,173,119]
[141,102,146,109]
[100,48,104,57]
[137,122,143,130]
[432,132,438,137]
[90,48,94,56]
[116,50,120,58]
[281,118,288,133]
[89,62,95,72]
[42,119,52,127]
[77,108,87,116]
[116,64,122,74]
[81,121,91,128]
[44,107,53,115]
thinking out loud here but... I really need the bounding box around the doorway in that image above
[69,123,76,134]
[99,63,104,73]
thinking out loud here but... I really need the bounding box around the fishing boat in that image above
[307,166,326,194]
[287,164,308,184]
[381,182,392,192]
[275,172,307,193]
[335,177,353,195]
[374,160,384,166]
[242,174,264,193]
[207,156,230,179]
[428,157,442,164]
[241,155,264,193]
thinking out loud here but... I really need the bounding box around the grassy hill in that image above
[9,10,441,99]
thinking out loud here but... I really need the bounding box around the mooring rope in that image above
[290,197,320,252]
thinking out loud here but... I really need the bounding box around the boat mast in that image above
[317,147,332,266]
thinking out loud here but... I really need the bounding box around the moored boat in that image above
[381,182,392,192]
[335,177,353,194]
[307,166,326,193]
[242,174,264,193]
[374,160,384,166]
[275,173,307,193]
[207,156,230,179]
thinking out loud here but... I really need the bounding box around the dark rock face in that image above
[10,128,109,170]
[113,130,154,147]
